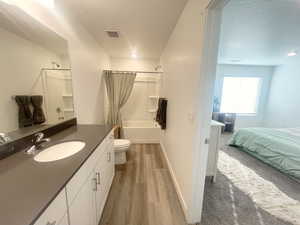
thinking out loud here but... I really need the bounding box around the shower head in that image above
[154,65,162,71]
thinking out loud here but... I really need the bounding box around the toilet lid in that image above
[114,139,131,148]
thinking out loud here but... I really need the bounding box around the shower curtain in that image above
[104,70,136,138]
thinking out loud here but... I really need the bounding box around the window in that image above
[220,77,261,114]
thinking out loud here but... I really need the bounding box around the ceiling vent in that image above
[105,30,120,38]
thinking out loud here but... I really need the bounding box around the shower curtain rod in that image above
[104,70,163,74]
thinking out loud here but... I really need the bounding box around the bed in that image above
[229,127,300,179]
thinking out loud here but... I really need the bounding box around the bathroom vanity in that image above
[0,3,116,223]
[0,125,114,225]
[0,4,115,225]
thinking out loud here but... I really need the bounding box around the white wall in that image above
[109,58,161,122]
[14,0,111,124]
[160,0,214,223]
[214,64,274,129]
[264,56,300,128]
[0,27,62,133]
[110,58,159,71]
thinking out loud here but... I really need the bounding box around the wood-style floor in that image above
[99,144,188,225]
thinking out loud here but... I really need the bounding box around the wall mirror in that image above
[0,2,75,141]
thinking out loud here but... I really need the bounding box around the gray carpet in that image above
[201,134,300,225]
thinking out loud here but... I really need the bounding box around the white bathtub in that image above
[123,120,160,143]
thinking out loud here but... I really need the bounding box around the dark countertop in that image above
[0,124,112,225]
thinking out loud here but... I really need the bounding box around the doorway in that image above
[190,0,230,224]
[200,0,300,225]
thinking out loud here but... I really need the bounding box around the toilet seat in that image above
[114,139,131,164]
[114,139,131,152]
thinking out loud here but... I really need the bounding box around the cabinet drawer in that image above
[33,189,67,225]
[66,133,111,204]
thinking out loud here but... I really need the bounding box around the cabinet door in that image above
[69,172,97,225]
[105,132,115,190]
[94,145,115,222]
[58,214,69,225]
[94,160,106,223]
[107,141,115,184]
[33,190,68,225]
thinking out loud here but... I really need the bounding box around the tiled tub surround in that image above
[0,124,114,225]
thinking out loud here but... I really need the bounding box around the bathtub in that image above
[123,120,160,143]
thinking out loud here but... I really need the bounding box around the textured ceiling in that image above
[60,0,188,59]
[219,0,300,65]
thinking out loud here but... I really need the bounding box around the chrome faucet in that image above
[25,132,51,154]
[0,133,11,145]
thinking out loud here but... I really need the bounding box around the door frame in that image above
[189,0,230,223]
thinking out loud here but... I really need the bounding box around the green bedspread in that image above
[229,127,300,179]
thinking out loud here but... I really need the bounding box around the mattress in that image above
[229,127,300,179]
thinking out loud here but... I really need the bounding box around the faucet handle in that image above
[0,133,11,144]
[34,132,44,142]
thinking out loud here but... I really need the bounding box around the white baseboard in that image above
[159,141,188,220]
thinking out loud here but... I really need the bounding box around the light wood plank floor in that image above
[99,144,188,225]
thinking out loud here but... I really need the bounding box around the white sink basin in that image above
[34,141,86,162]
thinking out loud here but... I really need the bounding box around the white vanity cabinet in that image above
[68,172,97,225]
[59,215,69,225]
[33,190,68,225]
[33,130,114,225]
[67,130,115,225]
[94,133,114,222]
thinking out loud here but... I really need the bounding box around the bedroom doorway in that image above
[201,0,300,224]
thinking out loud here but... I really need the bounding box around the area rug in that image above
[216,150,300,225]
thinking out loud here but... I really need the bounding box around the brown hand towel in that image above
[15,95,33,128]
[31,95,46,124]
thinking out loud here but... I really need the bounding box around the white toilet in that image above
[114,139,131,164]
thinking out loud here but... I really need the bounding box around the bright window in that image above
[220,77,261,114]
